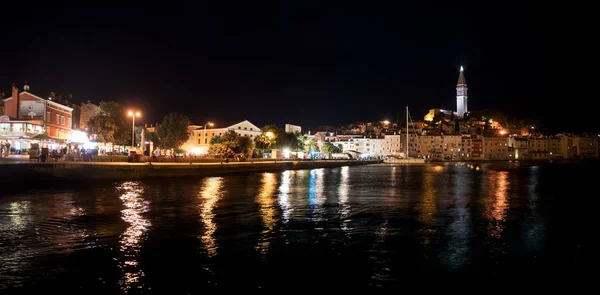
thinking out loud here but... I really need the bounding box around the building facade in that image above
[181,120,262,154]
[482,136,510,160]
[2,83,72,149]
[284,124,301,134]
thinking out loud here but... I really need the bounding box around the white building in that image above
[285,124,301,134]
[181,120,262,155]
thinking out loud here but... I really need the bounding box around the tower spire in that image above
[456,66,468,117]
[457,66,466,85]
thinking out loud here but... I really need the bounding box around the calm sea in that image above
[0,162,590,291]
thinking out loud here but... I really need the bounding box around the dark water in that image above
[0,162,590,291]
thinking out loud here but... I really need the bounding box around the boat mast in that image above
[406,105,409,158]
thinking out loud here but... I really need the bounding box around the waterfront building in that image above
[509,136,531,160]
[181,120,262,155]
[528,137,550,160]
[460,136,473,159]
[472,140,484,159]
[382,133,402,156]
[400,132,420,158]
[555,133,577,159]
[577,136,598,158]
[2,83,73,150]
[482,136,510,160]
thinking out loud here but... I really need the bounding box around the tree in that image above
[158,113,190,150]
[297,134,318,153]
[276,132,300,150]
[321,142,343,154]
[209,130,254,158]
[145,131,160,148]
[86,101,130,145]
[87,113,118,143]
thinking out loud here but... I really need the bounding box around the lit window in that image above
[60,116,65,125]
[56,114,59,123]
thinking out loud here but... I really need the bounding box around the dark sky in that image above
[1,2,573,132]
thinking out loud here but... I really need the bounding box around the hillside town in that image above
[1,67,598,162]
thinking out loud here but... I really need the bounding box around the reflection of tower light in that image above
[199,177,224,258]
[418,167,440,248]
[486,171,509,238]
[117,181,150,292]
[338,166,351,233]
[278,170,293,222]
[256,173,278,255]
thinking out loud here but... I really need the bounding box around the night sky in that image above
[0,2,571,132]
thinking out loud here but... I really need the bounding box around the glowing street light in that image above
[265,131,274,138]
[128,110,141,148]
[383,120,390,125]
[204,122,214,145]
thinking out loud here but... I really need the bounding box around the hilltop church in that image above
[424,66,469,121]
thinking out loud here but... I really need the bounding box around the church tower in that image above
[456,66,468,118]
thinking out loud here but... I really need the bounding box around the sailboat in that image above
[384,106,426,164]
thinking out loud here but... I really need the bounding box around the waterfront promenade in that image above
[0,156,381,183]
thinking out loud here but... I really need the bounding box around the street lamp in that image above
[265,131,274,149]
[128,111,141,148]
[204,122,214,144]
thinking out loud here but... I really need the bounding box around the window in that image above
[60,116,65,125]
[250,128,253,131]
[198,139,201,144]
[244,127,247,130]
[238,127,241,129]
[68,117,72,128]
[56,114,59,123]
[47,111,51,122]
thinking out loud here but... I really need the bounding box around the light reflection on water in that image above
[277,170,293,223]
[525,166,545,250]
[116,181,151,292]
[338,166,351,234]
[442,166,472,270]
[0,163,569,290]
[418,166,442,250]
[199,177,224,258]
[485,171,509,238]
[256,173,278,255]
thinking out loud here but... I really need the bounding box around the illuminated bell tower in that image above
[456,66,468,118]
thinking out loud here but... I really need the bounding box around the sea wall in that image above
[0,160,380,183]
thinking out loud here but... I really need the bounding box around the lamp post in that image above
[265,131,274,149]
[204,122,214,145]
[128,111,141,148]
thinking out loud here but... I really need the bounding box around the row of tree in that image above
[86,101,190,150]
[86,102,343,156]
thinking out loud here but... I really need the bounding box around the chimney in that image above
[12,83,18,100]
[0,93,4,100]
[50,92,56,101]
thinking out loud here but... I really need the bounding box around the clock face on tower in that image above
[457,88,464,96]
